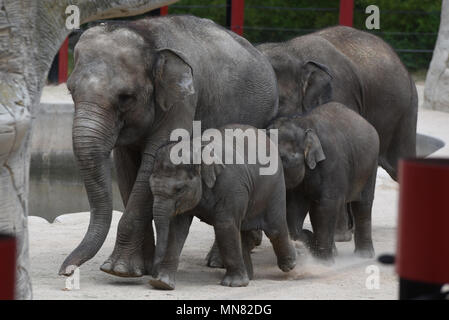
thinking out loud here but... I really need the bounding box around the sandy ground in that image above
[29,83,449,299]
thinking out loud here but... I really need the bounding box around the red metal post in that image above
[339,0,354,27]
[231,0,245,36]
[58,37,69,84]
[397,159,449,288]
[160,6,169,16]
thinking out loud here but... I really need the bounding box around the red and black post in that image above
[339,0,354,27]
[397,159,449,299]
[226,0,245,36]
[148,5,169,16]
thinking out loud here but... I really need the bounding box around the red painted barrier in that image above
[339,0,354,27]
[160,6,169,16]
[0,234,16,300]
[230,0,245,36]
[397,159,449,285]
[58,37,69,84]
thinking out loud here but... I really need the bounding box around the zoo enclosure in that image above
[51,0,441,83]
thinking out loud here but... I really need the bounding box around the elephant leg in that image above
[205,239,224,268]
[286,190,310,244]
[334,204,353,242]
[264,196,296,272]
[110,147,154,275]
[206,229,262,269]
[149,214,193,290]
[241,231,255,280]
[101,154,155,277]
[353,167,376,258]
[114,146,140,208]
[309,199,340,263]
[352,201,375,258]
[214,213,249,287]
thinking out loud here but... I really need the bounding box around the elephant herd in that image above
[60,15,417,290]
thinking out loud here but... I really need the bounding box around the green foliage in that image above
[169,0,228,25]
[354,0,442,70]
[169,0,442,71]
[66,0,441,74]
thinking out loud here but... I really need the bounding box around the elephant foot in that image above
[334,230,352,242]
[311,248,335,265]
[278,257,296,273]
[249,230,263,248]
[354,246,375,259]
[149,273,175,290]
[221,272,249,287]
[277,248,297,272]
[298,229,314,249]
[205,244,224,268]
[313,256,335,266]
[100,250,149,277]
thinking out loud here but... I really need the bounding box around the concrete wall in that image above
[30,102,124,222]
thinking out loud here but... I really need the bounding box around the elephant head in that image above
[257,43,333,116]
[298,61,333,113]
[60,23,196,275]
[268,117,325,189]
[149,143,223,272]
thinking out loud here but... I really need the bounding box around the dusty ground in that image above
[29,83,449,299]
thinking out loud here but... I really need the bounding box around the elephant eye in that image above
[118,93,135,105]
[175,185,186,193]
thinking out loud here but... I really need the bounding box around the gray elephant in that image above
[267,102,379,261]
[257,26,416,181]
[257,26,417,240]
[148,125,296,289]
[60,15,279,277]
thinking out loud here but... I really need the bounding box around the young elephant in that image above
[149,125,296,289]
[268,102,379,262]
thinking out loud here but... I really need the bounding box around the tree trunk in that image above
[424,0,449,112]
[0,0,177,300]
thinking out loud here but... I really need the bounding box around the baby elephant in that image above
[268,102,379,262]
[149,124,296,289]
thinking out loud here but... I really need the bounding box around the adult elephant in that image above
[257,26,417,182]
[59,15,278,277]
[257,26,417,241]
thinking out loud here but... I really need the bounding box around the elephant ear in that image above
[153,49,195,113]
[304,129,326,170]
[300,61,333,112]
[201,163,224,189]
[199,143,225,189]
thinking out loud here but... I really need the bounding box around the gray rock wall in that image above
[424,0,449,112]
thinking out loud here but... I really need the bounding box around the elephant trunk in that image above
[59,102,117,275]
[152,200,175,276]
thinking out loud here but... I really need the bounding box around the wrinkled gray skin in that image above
[149,125,296,289]
[60,15,278,277]
[267,103,379,262]
[258,26,417,241]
